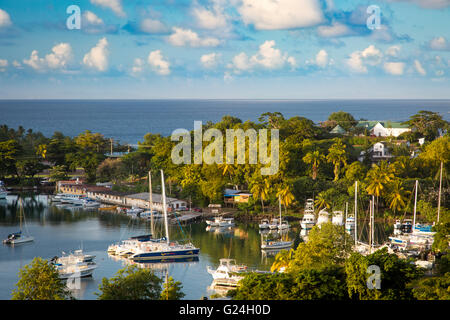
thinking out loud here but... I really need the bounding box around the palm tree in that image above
[326,139,348,181]
[276,184,295,214]
[314,191,331,211]
[386,179,410,214]
[302,150,325,180]
[250,176,270,213]
[365,161,395,209]
[270,249,294,272]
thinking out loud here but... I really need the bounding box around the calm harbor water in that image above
[0,194,392,300]
[0,194,294,300]
[1,99,449,145]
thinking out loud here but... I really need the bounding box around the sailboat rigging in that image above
[3,197,34,245]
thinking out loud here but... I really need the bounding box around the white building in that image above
[357,121,410,137]
[358,142,393,162]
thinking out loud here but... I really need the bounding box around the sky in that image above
[0,0,449,99]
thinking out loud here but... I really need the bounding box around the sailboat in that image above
[129,170,200,262]
[0,180,7,199]
[3,198,34,245]
[261,196,293,250]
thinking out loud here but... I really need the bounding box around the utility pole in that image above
[437,161,443,223]
[110,138,113,156]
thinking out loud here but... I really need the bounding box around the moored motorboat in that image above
[332,211,344,226]
[316,208,330,228]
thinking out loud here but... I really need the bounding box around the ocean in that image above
[0,99,449,145]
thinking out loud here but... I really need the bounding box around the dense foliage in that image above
[11,257,72,300]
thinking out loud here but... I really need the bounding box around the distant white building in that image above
[357,121,410,137]
[359,142,393,162]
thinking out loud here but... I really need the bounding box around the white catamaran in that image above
[128,170,200,262]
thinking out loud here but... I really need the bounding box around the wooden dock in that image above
[170,213,203,225]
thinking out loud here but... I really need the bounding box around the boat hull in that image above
[130,248,200,261]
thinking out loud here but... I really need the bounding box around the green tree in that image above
[287,223,353,272]
[96,265,163,300]
[403,110,448,141]
[326,139,348,181]
[49,165,69,182]
[385,179,410,214]
[11,257,72,300]
[327,111,357,131]
[229,268,348,300]
[303,150,325,180]
[345,249,423,300]
[160,276,185,300]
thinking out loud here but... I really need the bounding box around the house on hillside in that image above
[356,121,410,137]
[330,124,347,135]
[358,141,394,163]
[224,189,252,206]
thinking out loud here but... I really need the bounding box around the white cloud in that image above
[228,40,296,73]
[140,18,167,34]
[12,60,22,68]
[83,37,109,72]
[90,0,126,18]
[0,8,12,28]
[429,36,449,51]
[238,0,324,30]
[131,58,145,75]
[229,52,252,72]
[192,0,228,30]
[201,52,221,69]
[0,59,7,72]
[414,60,426,76]
[386,45,401,57]
[23,43,73,71]
[167,27,220,47]
[148,50,170,75]
[83,11,104,25]
[383,61,405,75]
[317,22,352,38]
[346,45,383,73]
[315,49,329,68]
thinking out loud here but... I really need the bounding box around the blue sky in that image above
[0,0,449,99]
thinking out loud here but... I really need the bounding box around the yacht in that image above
[268,218,280,230]
[3,199,34,245]
[258,219,270,229]
[207,259,247,285]
[316,208,330,228]
[0,181,7,199]
[128,170,200,262]
[345,215,355,232]
[261,196,293,250]
[413,223,436,235]
[332,211,344,226]
[206,216,222,227]
[278,220,290,230]
[50,250,98,279]
[261,239,293,250]
[218,217,235,228]
[301,199,316,230]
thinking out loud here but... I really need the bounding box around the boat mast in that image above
[369,198,372,254]
[354,181,358,245]
[437,161,443,223]
[413,180,418,230]
[148,171,154,235]
[161,170,170,244]
[278,195,282,228]
[371,195,375,252]
[19,197,23,232]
